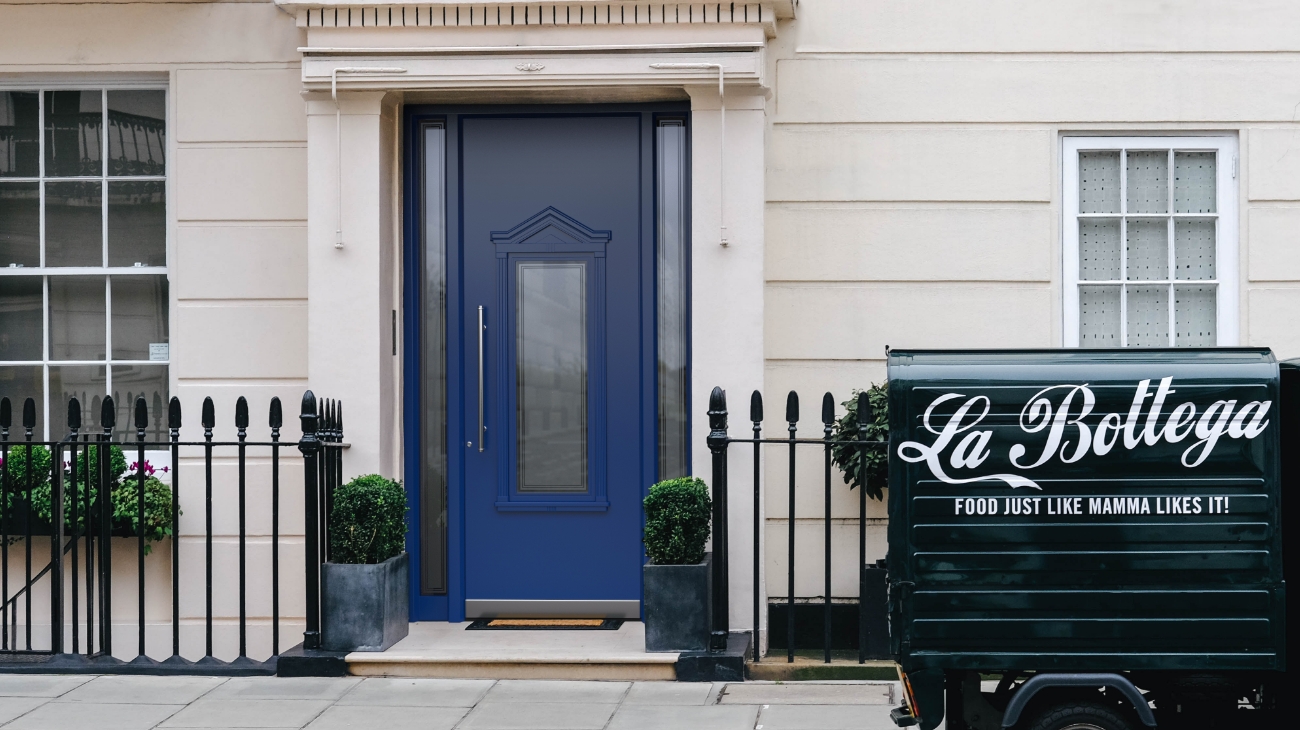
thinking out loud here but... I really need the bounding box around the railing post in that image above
[821,392,835,665]
[298,391,322,651]
[99,396,115,656]
[785,391,799,663]
[706,387,729,653]
[168,397,181,659]
[749,390,763,663]
[135,397,148,659]
[51,439,64,655]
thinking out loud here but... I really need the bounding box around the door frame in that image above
[402,103,691,621]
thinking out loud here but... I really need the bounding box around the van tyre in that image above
[1026,701,1136,730]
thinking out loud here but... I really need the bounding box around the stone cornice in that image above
[276,2,793,39]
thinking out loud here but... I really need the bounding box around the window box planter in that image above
[643,552,711,653]
[321,551,409,652]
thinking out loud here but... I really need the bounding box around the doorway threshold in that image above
[344,621,678,681]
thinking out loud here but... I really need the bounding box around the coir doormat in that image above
[466,618,624,630]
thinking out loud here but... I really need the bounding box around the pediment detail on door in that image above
[490,207,613,247]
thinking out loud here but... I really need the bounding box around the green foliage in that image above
[329,474,407,565]
[0,444,176,551]
[642,477,711,566]
[829,383,890,501]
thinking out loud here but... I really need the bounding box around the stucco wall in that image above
[762,0,1300,600]
[0,0,308,659]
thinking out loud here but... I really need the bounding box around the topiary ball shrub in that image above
[329,474,407,565]
[643,477,711,566]
[830,383,889,501]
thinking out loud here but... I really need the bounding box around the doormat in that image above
[466,618,624,630]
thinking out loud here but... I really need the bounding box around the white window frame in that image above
[0,83,169,439]
[1062,135,1238,348]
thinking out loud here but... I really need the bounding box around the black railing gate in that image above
[0,389,343,674]
[706,386,890,664]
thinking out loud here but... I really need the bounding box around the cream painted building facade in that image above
[1,0,1298,659]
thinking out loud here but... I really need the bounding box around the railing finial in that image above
[785,391,799,424]
[168,397,182,430]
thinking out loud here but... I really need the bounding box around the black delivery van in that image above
[885,349,1292,730]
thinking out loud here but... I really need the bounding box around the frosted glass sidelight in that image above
[1126,286,1170,347]
[1079,285,1121,348]
[656,121,689,480]
[420,122,448,594]
[48,276,106,361]
[1175,286,1217,347]
[1174,152,1216,214]
[1079,219,1121,280]
[1079,151,1120,214]
[45,181,103,266]
[1175,219,1216,280]
[0,182,39,267]
[516,261,588,493]
[1125,219,1168,281]
[1126,151,1168,214]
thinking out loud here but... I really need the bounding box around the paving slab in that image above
[480,678,630,704]
[621,681,713,705]
[608,704,760,730]
[159,698,333,728]
[457,701,617,730]
[0,674,94,698]
[757,703,899,730]
[56,675,226,704]
[721,682,894,705]
[335,677,494,707]
[6,701,183,730]
[204,677,362,701]
[305,704,468,730]
[0,696,46,725]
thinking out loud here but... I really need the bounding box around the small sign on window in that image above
[149,343,169,361]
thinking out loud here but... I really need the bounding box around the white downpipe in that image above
[330,67,406,248]
[650,63,727,246]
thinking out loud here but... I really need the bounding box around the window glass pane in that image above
[107,90,165,177]
[1079,218,1120,280]
[0,182,40,267]
[0,366,44,438]
[1174,152,1216,214]
[49,276,105,361]
[110,275,168,361]
[516,260,587,493]
[1126,285,1170,347]
[111,364,168,442]
[1079,285,1120,348]
[45,181,103,267]
[1174,218,1216,280]
[420,123,447,594]
[1126,150,1168,214]
[44,90,102,178]
[657,121,689,480]
[0,91,40,177]
[1078,151,1120,214]
[0,276,43,361]
[107,181,165,267]
[1125,219,1168,281]
[1175,286,1217,347]
[50,364,106,436]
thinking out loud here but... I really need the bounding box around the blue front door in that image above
[458,112,654,618]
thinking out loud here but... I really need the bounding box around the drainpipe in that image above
[330,67,407,248]
[650,63,727,246]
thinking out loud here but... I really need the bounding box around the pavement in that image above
[0,675,905,729]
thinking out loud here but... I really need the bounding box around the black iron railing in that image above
[0,389,342,673]
[706,386,889,664]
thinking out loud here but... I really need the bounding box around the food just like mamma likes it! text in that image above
[895,377,1271,517]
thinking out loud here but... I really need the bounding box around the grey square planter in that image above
[321,552,409,652]
[643,552,711,653]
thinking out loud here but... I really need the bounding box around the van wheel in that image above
[1025,701,1136,730]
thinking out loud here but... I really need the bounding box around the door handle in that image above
[478,305,486,452]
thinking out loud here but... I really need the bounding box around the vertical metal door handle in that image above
[478,305,486,452]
